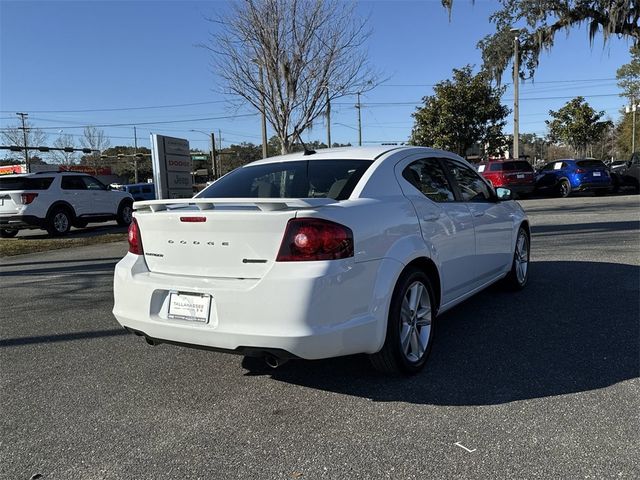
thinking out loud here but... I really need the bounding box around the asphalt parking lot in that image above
[1,194,638,479]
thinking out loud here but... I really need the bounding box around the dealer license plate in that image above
[593,171,601,176]
[168,292,211,323]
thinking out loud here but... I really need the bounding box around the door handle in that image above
[422,213,441,222]
[473,211,485,217]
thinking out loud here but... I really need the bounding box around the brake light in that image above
[276,218,353,261]
[180,216,206,222]
[128,218,144,255]
[21,193,38,204]
[576,168,586,174]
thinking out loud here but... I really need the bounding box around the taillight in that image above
[128,218,144,255]
[21,193,38,204]
[575,168,586,174]
[276,218,353,262]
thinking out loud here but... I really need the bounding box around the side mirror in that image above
[495,187,513,201]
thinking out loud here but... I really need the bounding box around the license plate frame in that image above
[168,291,212,323]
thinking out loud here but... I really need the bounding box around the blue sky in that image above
[0,0,633,153]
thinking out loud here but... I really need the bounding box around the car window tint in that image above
[489,163,503,172]
[447,161,491,202]
[504,161,533,172]
[82,176,106,190]
[542,163,556,171]
[0,177,54,190]
[198,160,372,200]
[128,186,140,194]
[402,159,455,202]
[61,176,87,190]
[142,186,153,193]
[576,160,606,168]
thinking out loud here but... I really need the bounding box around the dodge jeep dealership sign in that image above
[151,134,193,199]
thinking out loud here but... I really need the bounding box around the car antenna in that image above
[295,131,315,156]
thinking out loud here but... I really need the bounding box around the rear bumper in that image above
[574,181,611,191]
[113,253,398,360]
[0,215,45,230]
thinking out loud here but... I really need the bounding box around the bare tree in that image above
[0,121,48,163]
[79,125,110,173]
[206,0,377,154]
[49,134,79,165]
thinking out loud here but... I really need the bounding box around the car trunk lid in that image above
[134,198,334,279]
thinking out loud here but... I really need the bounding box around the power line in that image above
[0,99,229,114]
[12,113,259,130]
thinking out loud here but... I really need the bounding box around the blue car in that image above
[118,183,156,201]
[535,159,612,197]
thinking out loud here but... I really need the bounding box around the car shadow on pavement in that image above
[262,260,639,406]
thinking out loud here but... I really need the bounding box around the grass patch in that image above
[0,233,127,257]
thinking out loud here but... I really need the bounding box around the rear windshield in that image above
[576,160,606,169]
[489,161,533,172]
[0,176,54,190]
[198,160,373,200]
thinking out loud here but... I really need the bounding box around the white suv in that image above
[0,172,134,237]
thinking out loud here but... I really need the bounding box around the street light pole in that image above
[16,112,29,173]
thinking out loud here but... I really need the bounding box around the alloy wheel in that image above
[54,212,69,233]
[399,281,432,363]
[515,230,529,285]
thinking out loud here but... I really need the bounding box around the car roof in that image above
[246,145,461,166]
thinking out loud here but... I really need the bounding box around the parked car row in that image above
[476,157,640,198]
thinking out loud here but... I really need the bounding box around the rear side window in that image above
[198,160,372,200]
[402,159,455,202]
[489,163,504,172]
[61,176,87,190]
[446,161,492,202]
[576,160,606,169]
[0,176,54,190]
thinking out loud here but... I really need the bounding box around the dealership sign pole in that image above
[150,134,193,199]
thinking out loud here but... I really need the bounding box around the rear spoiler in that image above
[133,197,336,213]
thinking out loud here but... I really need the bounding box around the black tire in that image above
[0,228,19,238]
[369,267,435,375]
[46,207,72,236]
[557,179,571,198]
[116,200,133,227]
[503,226,530,291]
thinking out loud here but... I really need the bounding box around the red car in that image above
[477,160,535,198]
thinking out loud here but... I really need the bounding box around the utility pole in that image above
[218,129,223,176]
[210,132,217,179]
[512,33,520,160]
[259,65,268,159]
[627,99,638,154]
[326,87,331,148]
[133,125,139,183]
[16,112,29,173]
[356,92,362,147]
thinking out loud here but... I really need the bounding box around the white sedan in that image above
[113,146,529,374]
